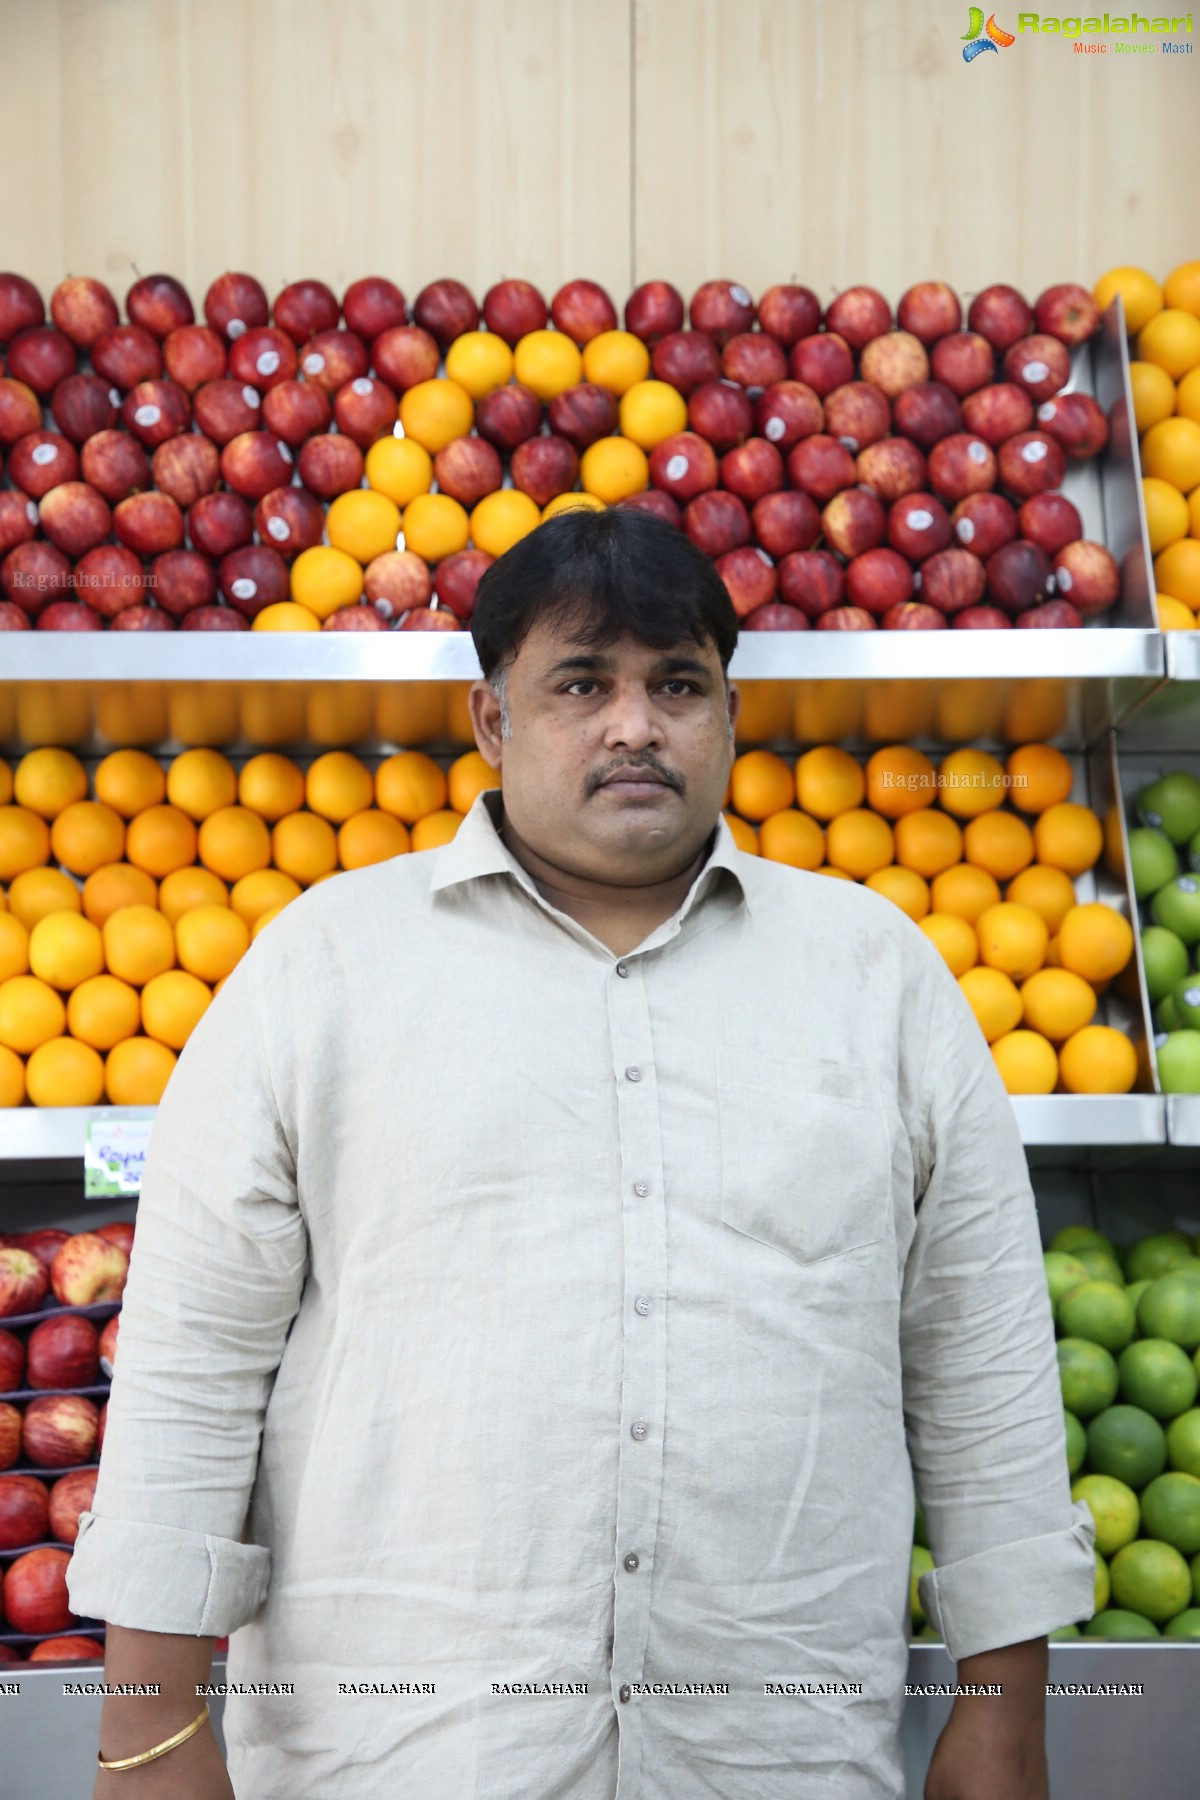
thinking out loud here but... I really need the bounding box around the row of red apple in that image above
[1,1391,106,1475]
[2,1308,118,1394]
[0,1225,132,1317]
[1,1543,96,1643]
[0,1466,97,1556]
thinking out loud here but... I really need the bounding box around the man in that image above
[70,507,1095,1800]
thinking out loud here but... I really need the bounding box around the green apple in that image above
[1189,827,1200,876]
[1157,1031,1200,1094]
[1156,994,1183,1032]
[1138,773,1200,846]
[1175,975,1200,1031]
[1129,827,1179,899]
[1152,875,1200,946]
[1143,926,1190,1002]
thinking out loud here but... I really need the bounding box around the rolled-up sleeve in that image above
[900,943,1097,1662]
[66,941,307,1637]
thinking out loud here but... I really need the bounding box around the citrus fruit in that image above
[1155,539,1200,610]
[1064,1409,1087,1476]
[0,761,10,806]
[66,974,140,1053]
[1058,1338,1121,1419]
[1019,967,1096,1041]
[140,969,212,1051]
[1086,1405,1168,1489]
[271,812,338,885]
[24,1036,105,1107]
[581,330,651,395]
[252,905,286,940]
[444,330,514,399]
[1072,1471,1141,1556]
[175,905,250,984]
[936,748,1007,819]
[93,748,166,819]
[1119,1339,1200,1420]
[0,976,67,1053]
[826,810,894,879]
[1004,744,1074,814]
[1179,365,1200,426]
[964,810,1035,882]
[794,745,865,820]
[917,913,976,976]
[731,750,795,822]
[930,864,1000,922]
[1143,477,1190,554]
[1164,262,1200,320]
[1058,1280,1137,1353]
[618,379,689,449]
[864,864,929,920]
[104,1036,176,1105]
[102,905,175,987]
[81,863,158,927]
[1073,1246,1127,1286]
[1129,362,1177,434]
[1141,417,1200,493]
[1082,1608,1159,1639]
[229,869,301,927]
[410,809,463,851]
[1164,1608,1200,1637]
[337,810,410,869]
[579,437,648,504]
[289,545,365,618]
[469,488,542,556]
[991,1028,1057,1095]
[1138,1274,1200,1351]
[401,492,470,562]
[759,809,824,871]
[0,913,30,982]
[1032,803,1103,878]
[512,331,583,402]
[957,965,1022,1041]
[542,492,604,520]
[50,802,124,877]
[446,750,500,815]
[1092,265,1163,335]
[975,902,1049,980]
[252,601,320,632]
[1058,904,1134,982]
[195,806,271,884]
[238,753,305,822]
[375,751,448,824]
[326,490,402,565]
[1166,1410,1200,1479]
[0,806,48,882]
[1044,1250,1091,1310]
[1158,595,1198,630]
[0,1044,25,1107]
[1050,1225,1115,1256]
[306,751,373,824]
[1138,309,1200,381]
[723,813,758,854]
[6,868,82,932]
[166,748,237,822]
[28,912,104,992]
[156,867,228,925]
[1110,1537,1192,1622]
[894,808,963,879]
[364,434,433,506]
[1140,1472,1200,1556]
[13,747,88,820]
[1125,1233,1195,1283]
[397,377,474,452]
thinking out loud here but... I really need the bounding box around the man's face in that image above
[468,615,740,888]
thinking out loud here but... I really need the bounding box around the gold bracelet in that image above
[97,1701,210,1771]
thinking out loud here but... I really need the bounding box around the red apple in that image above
[0,273,46,341]
[9,1232,71,1272]
[1017,492,1083,557]
[185,490,253,559]
[204,271,270,340]
[741,600,810,631]
[73,545,144,618]
[98,1312,119,1375]
[509,434,578,507]
[859,330,930,399]
[90,324,162,390]
[37,482,111,557]
[917,547,988,615]
[371,324,440,392]
[756,284,822,347]
[229,326,298,392]
[398,606,461,631]
[754,380,823,449]
[299,330,369,394]
[433,548,493,623]
[482,279,548,344]
[930,331,995,399]
[120,378,191,448]
[961,382,1034,446]
[1015,599,1082,628]
[110,603,174,632]
[720,437,784,503]
[777,548,845,619]
[253,487,324,559]
[0,1476,50,1551]
[220,431,294,501]
[986,539,1052,614]
[333,375,398,446]
[151,548,217,617]
[786,434,857,504]
[79,429,149,503]
[0,375,45,444]
[2,542,72,614]
[616,489,682,528]
[856,437,927,503]
[22,1395,99,1468]
[126,274,193,338]
[2,1546,76,1632]
[624,281,686,344]
[1052,540,1120,616]
[888,492,952,562]
[650,330,721,396]
[952,604,1011,629]
[296,433,363,498]
[7,431,79,498]
[683,490,751,557]
[412,280,479,350]
[28,1634,104,1661]
[113,490,184,557]
[0,1402,21,1468]
[163,324,227,391]
[0,1328,25,1390]
[435,435,506,508]
[751,489,821,558]
[0,489,38,556]
[272,279,340,346]
[1036,392,1109,459]
[823,381,890,452]
[881,601,947,630]
[219,545,290,619]
[687,380,754,451]
[1002,335,1071,404]
[37,600,104,631]
[952,492,1018,559]
[688,281,756,346]
[49,1235,128,1307]
[897,282,962,345]
[50,278,118,349]
[716,545,777,617]
[7,326,76,396]
[789,331,855,397]
[49,373,117,445]
[180,604,246,631]
[997,430,1066,500]
[546,382,618,448]
[322,604,388,631]
[815,606,876,631]
[928,434,997,504]
[892,381,963,449]
[342,276,407,342]
[192,378,262,444]
[824,287,892,350]
[151,433,220,508]
[1034,283,1100,347]
[822,487,886,558]
[364,549,433,618]
[26,1316,99,1391]
[968,284,1033,352]
[475,382,543,451]
[721,333,787,393]
[262,378,331,445]
[846,546,915,615]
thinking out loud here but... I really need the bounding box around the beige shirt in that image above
[68,787,1096,1800]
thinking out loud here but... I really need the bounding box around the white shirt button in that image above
[633,1180,649,1197]
[619,1683,631,1702]
[623,1552,639,1571]
[631,1420,648,1441]
[615,963,629,978]
[625,1066,642,1082]
[634,1295,651,1315]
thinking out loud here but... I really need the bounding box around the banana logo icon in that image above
[962,9,1014,61]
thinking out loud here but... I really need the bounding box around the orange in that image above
[1154,539,1200,610]
[815,865,853,880]
[0,1044,25,1107]
[326,489,402,565]
[992,1029,1059,1096]
[0,975,67,1053]
[238,753,306,822]
[251,601,321,632]
[364,433,434,506]
[1164,261,1200,320]
[1058,902,1135,984]
[976,901,1049,981]
[582,330,651,395]
[930,863,1001,923]
[964,810,1035,882]
[272,812,338,885]
[1142,418,1200,494]
[937,748,1008,819]
[795,745,866,820]
[375,751,448,824]
[826,809,894,879]
[197,806,272,883]
[1033,803,1104,877]
[865,864,930,921]
[1159,594,1198,631]
[398,377,474,452]
[733,750,797,822]
[920,912,978,977]
[289,545,365,618]
[251,905,287,941]
[1005,743,1074,814]
[1059,1025,1138,1096]
[140,969,212,1051]
[28,911,104,991]
[759,809,825,870]
[337,810,411,869]
[175,904,250,983]
[447,750,501,815]
[1004,864,1078,935]
[1045,934,1063,968]
[401,493,470,562]
[1129,361,1178,435]
[25,1036,105,1107]
[125,805,199,878]
[469,488,542,557]
[1144,478,1191,556]
[444,331,514,399]
[578,438,649,505]
[723,812,759,854]
[13,747,88,820]
[229,869,301,927]
[6,868,82,932]
[1178,366,1200,427]
[618,379,689,449]
[82,863,158,927]
[410,809,463,851]
[306,751,374,823]
[102,905,175,988]
[93,748,166,819]
[1019,967,1097,1041]
[1138,310,1200,382]
[0,913,30,981]
[104,1036,177,1105]
[0,760,10,806]
[512,331,583,402]
[542,492,604,520]
[958,966,1023,1042]
[894,808,963,879]
[865,745,938,819]
[66,974,140,1052]
[167,748,237,822]
[50,801,125,877]
[1092,265,1163,335]
[157,867,229,924]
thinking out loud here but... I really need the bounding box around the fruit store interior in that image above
[2,2,1200,1794]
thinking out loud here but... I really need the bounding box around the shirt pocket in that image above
[716,1044,892,1267]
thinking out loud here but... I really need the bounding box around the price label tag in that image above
[84,1116,154,1198]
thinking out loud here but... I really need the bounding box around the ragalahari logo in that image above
[962,8,1017,58]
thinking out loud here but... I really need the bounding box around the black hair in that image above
[469,505,739,680]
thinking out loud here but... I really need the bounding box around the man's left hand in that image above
[924,1635,1050,1800]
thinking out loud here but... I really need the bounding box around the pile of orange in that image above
[1096,263,1200,631]
[0,744,498,1106]
[724,739,1139,1096]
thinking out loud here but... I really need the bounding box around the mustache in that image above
[587,758,684,796]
